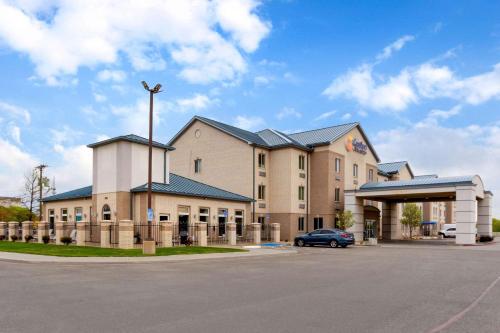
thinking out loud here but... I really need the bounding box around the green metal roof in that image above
[131,174,253,202]
[87,134,175,150]
[42,186,92,202]
[359,175,477,192]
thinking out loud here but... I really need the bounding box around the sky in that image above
[0,0,499,214]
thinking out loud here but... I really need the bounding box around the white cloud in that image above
[8,124,22,145]
[427,104,461,120]
[374,121,500,216]
[0,101,31,124]
[176,94,216,112]
[323,64,417,111]
[96,69,126,83]
[376,35,415,62]
[93,93,107,103]
[254,75,273,86]
[314,110,337,121]
[0,138,38,196]
[233,115,265,130]
[50,144,93,193]
[276,107,301,120]
[0,0,270,85]
[341,113,352,121]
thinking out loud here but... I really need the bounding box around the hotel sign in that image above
[345,135,368,155]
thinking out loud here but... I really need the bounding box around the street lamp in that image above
[141,81,162,241]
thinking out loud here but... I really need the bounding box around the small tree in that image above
[336,210,355,230]
[400,203,422,239]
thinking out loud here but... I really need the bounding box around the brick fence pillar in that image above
[251,223,261,245]
[8,222,18,241]
[226,222,237,245]
[159,221,173,247]
[55,221,65,245]
[100,221,111,248]
[0,222,7,241]
[118,220,134,249]
[76,221,87,246]
[37,221,48,243]
[22,221,33,242]
[196,222,207,247]
[271,223,280,243]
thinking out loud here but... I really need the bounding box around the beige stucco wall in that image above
[169,120,254,198]
[43,198,93,223]
[132,192,251,226]
[93,141,167,195]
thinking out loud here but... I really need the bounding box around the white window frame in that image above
[299,155,305,170]
[258,184,266,200]
[194,158,202,173]
[298,185,305,201]
[258,153,266,169]
[159,214,170,222]
[335,158,341,173]
[61,208,68,222]
[353,164,358,178]
[75,207,83,222]
[199,208,209,223]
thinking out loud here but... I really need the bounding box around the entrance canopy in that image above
[354,175,486,202]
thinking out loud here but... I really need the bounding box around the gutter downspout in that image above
[252,146,256,223]
[163,149,167,184]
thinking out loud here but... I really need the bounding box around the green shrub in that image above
[493,218,500,232]
[60,236,72,246]
[0,235,5,241]
[24,235,33,243]
[10,235,18,242]
[42,235,50,244]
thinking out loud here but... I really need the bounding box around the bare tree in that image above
[21,168,51,221]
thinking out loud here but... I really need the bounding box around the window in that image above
[194,158,202,173]
[298,186,305,201]
[334,209,340,228]
[199,208,209,223]
[353,163,358,178]
[335,158,341,173]
[258,184,266,200]
[334,187,340,202]
[102,204,111,221]
[313,217,323,230]
[299,155,305,170]
[48,209,55,229]
[61,208,68,222]
[159,214,170,221]
[235,210,244,236]
[368,169,374,182]
[258,153,266,168]
[258,216,265,224]
[75,207,83,222]
[298,217,305,231]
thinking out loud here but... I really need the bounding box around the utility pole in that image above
[141,81,162,241]
[35,164,48,221]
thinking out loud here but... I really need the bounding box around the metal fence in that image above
[85,222,100,246]
[172,224,199,246]
[236,225,254,244]
[133,223,163,248]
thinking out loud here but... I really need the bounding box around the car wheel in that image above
[329,239,338,248]
[297,239,305,247]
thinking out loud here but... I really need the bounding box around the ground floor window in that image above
[199,208,209,223]
[48,209,55,229]
[313,217,323,230]
[235,210,244,236]
[159,214,170,222]
[102,204,111,221]
[257,216,265,224]
[61,208,68,222]
[75,207,83,222]
[298,217,305,231]
[218,209,228,236]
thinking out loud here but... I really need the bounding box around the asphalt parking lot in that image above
[1,243,500,333]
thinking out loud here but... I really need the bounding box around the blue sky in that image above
[0,0,499,213]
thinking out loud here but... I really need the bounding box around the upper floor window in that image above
[258,184,266,200]
[194,158,202,173]
[353,164,358,178]
[102,204,111,221]
[335,158,341,173]
[258,153,266,169]
[298,217,305,231]
[298,155,305,170]
[298,186,305,201]
[368,169,374,182]
[334,187,340,202]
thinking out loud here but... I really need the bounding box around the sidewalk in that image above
[0,247,297,264]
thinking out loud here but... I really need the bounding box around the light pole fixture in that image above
[141,81,162,241]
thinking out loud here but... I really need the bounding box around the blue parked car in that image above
[294,229,355,248]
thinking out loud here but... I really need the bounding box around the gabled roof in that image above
[42,186,92,202]
[88,134,174,150]
[168,116,379,157]
[359,175,478,191]
[131,173,253,202]
[377,161,414,177]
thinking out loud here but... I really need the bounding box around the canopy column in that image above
[477,191,493,238]
[345,191,364,244]
[455,185,477,245]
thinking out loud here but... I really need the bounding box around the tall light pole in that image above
[141,81,162,241]
[35,164,48,221]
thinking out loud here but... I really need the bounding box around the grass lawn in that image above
[0,241,246,257]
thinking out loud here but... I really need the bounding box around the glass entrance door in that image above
[364,219,376,240]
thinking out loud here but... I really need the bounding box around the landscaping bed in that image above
[0,242,246,257]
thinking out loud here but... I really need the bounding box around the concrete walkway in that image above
[0,247,297,264]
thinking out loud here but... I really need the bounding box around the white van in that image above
[439,224,456,238]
